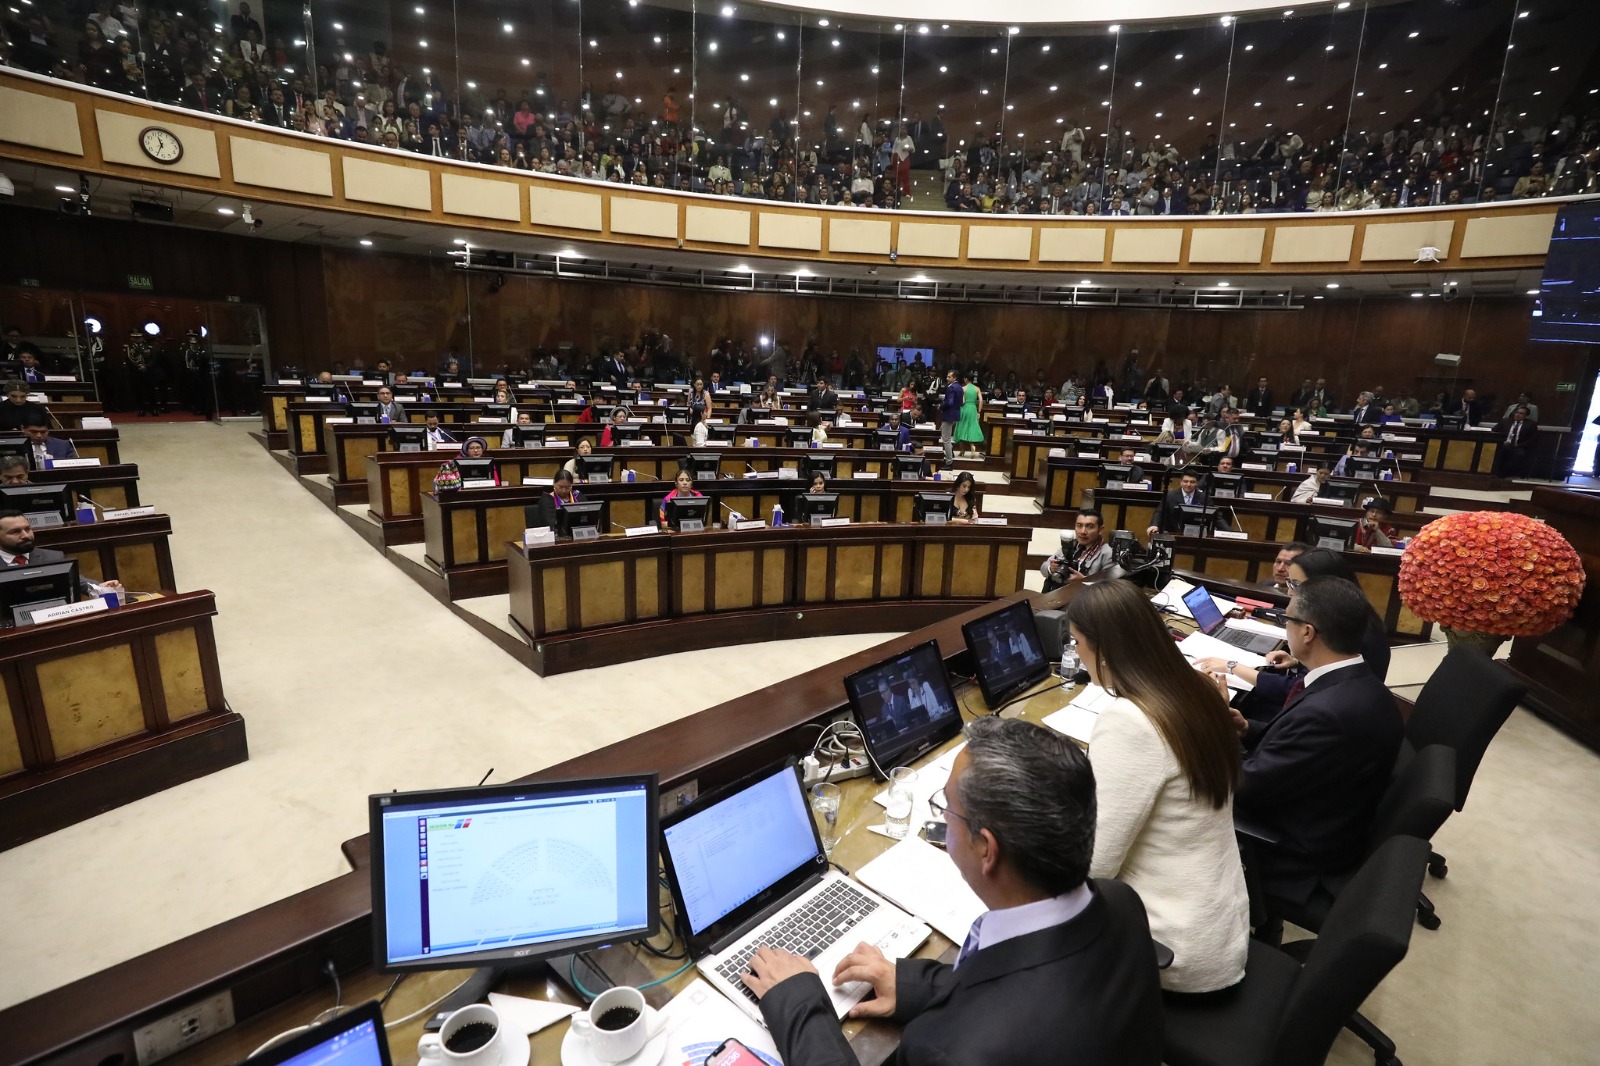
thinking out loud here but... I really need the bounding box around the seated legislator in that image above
[1260,541,1310,592]
[22,413,79,465]
[741,716,1164,1066]
[374,386,407,424]
[598,405,632,448]
[1042,508,1113,591]
[532,468,583,527]
[1352,496,1399,551]
[1290,465,1329,504]
[432,436,496,491]
[0,381,50,432]
[562,437,596,478]
[1115,448,1147,486]
[1331,441,1377,478]
[424,414,458,447]
[1276,417,1299,446]
[501,411,534,447]
[1231,576,1404,908]
[1068,580,1249,993]
[0,455,30,485]
[1145,472,1206,538]
[949,472,981,524]
[0,511,125,597]
[657,469,707,527]
[885,409,912,451]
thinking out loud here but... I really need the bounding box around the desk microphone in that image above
[1224,503,1243,533]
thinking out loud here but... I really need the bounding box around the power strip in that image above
[801,754,873,786]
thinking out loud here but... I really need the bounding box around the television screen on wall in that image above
[1530,201,1600,345]
[877,346,936,365]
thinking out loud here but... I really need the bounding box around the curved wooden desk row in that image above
[1092,487,1434,546]
[44,428,121,467]
[13,383,97,405]
[0,591,239,852]
[29,463,143,511]
[1158,534,1431,641]
[1035,455,1430,516]
[508,522,1031,675]
[32,513,177,594]
[422,477,990,599]
[368,446,938,545]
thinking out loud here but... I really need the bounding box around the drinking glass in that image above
[885,767,917,839]
[810,782,842,854]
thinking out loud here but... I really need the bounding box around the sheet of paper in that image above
[1178,631,1268,669]
[1042,705,1100,746]
[1160,577,1198,617]
[855,836,985,944]
[656,979,784,1066]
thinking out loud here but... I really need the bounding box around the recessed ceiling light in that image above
[503,22,512,32]
[1326,283,1340,289]
[818,17,828,26]
[1526,289,1540,295]
[217,207,235,215]
[453,238,467,246]
[54,184,74,193]
[360,239,373,247]
[1216,280,1231,287]
[1409,30,1419,37]
[1411,292,1423,298]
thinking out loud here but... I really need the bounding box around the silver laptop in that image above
[660,763,930,1024]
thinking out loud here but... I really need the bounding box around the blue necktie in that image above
[954,916,984,970]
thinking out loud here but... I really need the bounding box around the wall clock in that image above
[139,126,184,164]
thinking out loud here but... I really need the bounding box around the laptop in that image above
[242,1000,391,1066]
[660,763,931,1024]
[1180,585,1285,655]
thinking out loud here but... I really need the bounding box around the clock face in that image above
[139,126,184,164]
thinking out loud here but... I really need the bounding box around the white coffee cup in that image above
[417,1004,504,1066]
[569,987,652,1063]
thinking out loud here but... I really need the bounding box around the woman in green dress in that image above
[953,372,984,458]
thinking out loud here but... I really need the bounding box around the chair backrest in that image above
[1407,646,1526,809]
[1270,836,1430,1066]
[1368,744,1457,851]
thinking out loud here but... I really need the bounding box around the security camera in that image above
[889,249,898,263]
[1441,280,1459,302]
[241,205,255,225]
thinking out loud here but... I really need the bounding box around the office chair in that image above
[1238,745,1456,1064]
[1163,836,1430,1066]
[1396,645,1525,924]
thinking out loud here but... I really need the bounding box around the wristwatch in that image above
[1226,661,1238,674]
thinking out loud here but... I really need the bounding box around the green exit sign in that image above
[1555,382,1577,393]
[898,332,913,343]
[127,274,154,291]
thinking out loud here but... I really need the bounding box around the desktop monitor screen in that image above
[389,425,428,452]
[1179,505,1218,537]
[306,382,336,398]
[665,495,711,531]
[0,484,73,525]
[961,600,1050,708]
[453,458,497,484]
[746,406,772,421]
[707,422,736,442]
[1346,457,1381,480]
[480,404,512,421]
[787,427,814,447]
[510,424,547,447]
[1323,479,1361,505]
[1208,473,1243,499]
[795,493,839,523]
[610,424,644,444]
[557,499,607,538]
[1099,463,1134,489]
[875,346,935,365]
[369,774,659,973]
[577,454,616,483]
[346,402,380,423]
[683,453,722,482]
[873,427,899,451]
[800,455,837,481]
[894,455,927,480]
[0,559,79,627]
[913,492,954,524]
[0,434,35,470]
[1436,414,1465,432]
[665,405,691,425]
[1305,515,1358,551]
[843,639,962,776]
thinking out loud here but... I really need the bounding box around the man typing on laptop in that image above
[739,717,1164,1066]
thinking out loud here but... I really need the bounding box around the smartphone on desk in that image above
[706,1038,764,1066]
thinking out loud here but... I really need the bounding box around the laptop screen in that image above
[844,640,963,772]
[248,1002,391,1066]
[1182,585,1225,633]
[661,765,819,938]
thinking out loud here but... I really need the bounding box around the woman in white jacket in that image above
[1068,579,1250,994]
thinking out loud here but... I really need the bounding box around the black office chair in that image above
[1396,645,1525,921]
[1163,835,1430,1066]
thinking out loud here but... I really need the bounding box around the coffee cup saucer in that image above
[559,1006,667,1066]
[499,1029,532,1066]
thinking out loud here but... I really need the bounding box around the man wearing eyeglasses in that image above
[737,716,1164,1066]
[1231,577,1403,916]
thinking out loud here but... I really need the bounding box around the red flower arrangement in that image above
[1398,511,1586,638]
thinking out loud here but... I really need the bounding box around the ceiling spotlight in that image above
[332,22,343,31]
[1526,289,1540,295]
[360,239,373,247]
[721,4,734,15]
[1326,283,1340,289]
[55,184,75,193]
[1109,24,1120,33]
[453,238,468,246]
[818,17,828,26]
[503,22,513,32]
[1408,30,1419,37]
[1216,281,1231,287]
[83,317,102,335]
[142,322,161,336]
[217,207,235,215]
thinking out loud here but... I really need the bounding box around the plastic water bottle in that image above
[771,502,784,527]
[1059,639,1082,683]
[1286,462,1298,474]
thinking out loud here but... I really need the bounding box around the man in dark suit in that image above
[1453,388,1485,425]
[1492,405,1538,478]
[812,381,839,413]
[20,413,77,466]
[0,512,124,598]
[603,352,630,389]
[1349,391,1383,425]
[1146,471,1204,538]
[742,715,1163,1066]
[374,386,408,425]
[1234,577,1403,908]
[1244,376,1274,418]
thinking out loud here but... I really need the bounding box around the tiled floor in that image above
[1,422,1595,1066]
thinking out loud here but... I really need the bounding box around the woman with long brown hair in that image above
[1068,579,1249,993]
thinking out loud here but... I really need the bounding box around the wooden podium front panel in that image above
[0,684,21,777]
[451,504,480,565]
[577,561,630,627]
[154,627,212,720]
[36,644,147,759]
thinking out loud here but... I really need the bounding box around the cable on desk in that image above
[383,973,478,1030]
[378,973,406,1008]
[568,954,695,1002]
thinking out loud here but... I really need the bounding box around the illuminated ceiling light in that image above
[142,322,161,336]
[1099,63,1109,71]
[1287,74,1296,81]
[453,238,467,246]
[793,267,813,277]
[1409,30,1419,37]
[981,88,989,95]
[653,36,661,43]
[1244,43,1254,51]
[1379,61,1388,68]
[893,23,904,31]
[616,70,623,78]
[503,22,512,32]
[1155,111,1163,117]
[871,65,879,74]
[1049,84,1059,91]
[588,39,596,47]
[1192,86,1201,95]
[1325,43,1335,51]
[1175,53,1184,59]
[740,73,749,81]
[732,264,754,273]
[360,239,373,247]
[817,17,829,26]
[939,65,948,73]
[776,30,785,39]
[521,58,530,65]
[1216,281,1231,287]
[217,207,235,215]
[720,4,734,15]
[708,41,717,51]
[1551,65,1561,71]
[1411,292,1423,298]
[1326,282,1340,289]
[1079,279,1093,286]
[331,22,343,30]
[1337,1,1350,7]
[1108,23,1120,33]
[1518,8,1529,14]
[816,79,824,86]
[832,38,840,46]
[1042,44,1050,52]
[418,40,427,48]
[1220,15,1233,24]
[414,5,423,13]
[1134,80,1143,87]
[917,24,929,34]
[1008,26,1020,34]
[1254,101,1262,106]
[54,184,73,193]
[466,81,476,89]
[990,47,998,54]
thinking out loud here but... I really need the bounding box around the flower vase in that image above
[1441,627,1507,658]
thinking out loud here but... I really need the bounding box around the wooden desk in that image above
[51,428,121,466]
[0,591,241,851]
[34,513,178,593]
[29,463,143,510]
[507,522,1031,675]
[1506,487,1600,752]
[1090,488,1434,548]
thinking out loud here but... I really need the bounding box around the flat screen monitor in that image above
[237,1001,392,1066]
[389,425,428,452]
[1345,457,1381,480]
[1530,200,1600,344]
[577,454,615,483]
[1436,414,1465,432]
[0,434,34,472]
[1259,431,1284,447]
[0,484,73,525]
[347,402,380,423]
[1305,515,1359,551]
[1323,478,1360,505]
[746,406,771,421]
[913,492,954,524]
[454,458,497,485]
[1151,443,1180,463]
[787,427,814,447]
[873,427,899,451]
[800,455,837,482]
[1004,402,1025,415]
[305,382,337,399]
[962,600,1051,708]
[557,499,608,539]
[369,774,659,973]
[1027,417,1052,433]
[609,423,643,444]
[665,405,691,425]
[894,454,927,480]
[1208,473,1243,499]
[665,495,711,532]
[1179,505,1218,537]
[682,453,722,483]
[843,639,963,777]
[0,559,79,627]
[706,422,736,443]
[509,424,547,447]
[480,403,512,421]
[875,346,935,365]
[794,492,838,523]
[1099,463,1134,490]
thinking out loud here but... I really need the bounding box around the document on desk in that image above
[1042,684,1114,746]
[1178,631,1268,671]
[659,979,784,1064]
[855,836,986,945]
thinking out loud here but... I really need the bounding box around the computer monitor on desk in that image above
[1437,414,1465,432]
[1179,505,1219,537]
[746,405,771,422]
[800,455,837,482]
[1345,456,1381,480]
[794,492,838,524]
[787,427,814,447]
[894,454,927,480]
[913,492,954,524]
[305,382,337,400]
[706,422,736,443]
[1323,478,1361,506]
[480,403,512,421]
[346,402,380,423]
[369,775,658,988]
[577,454,616,483]
[0,560,79,627]
[238,1002,393,1066]
[843,639,963,776]
[1207,472,1243,499]
[873,426,899,451]
[0,484,73,526]
[610,423,644,444]
[0,434,32,470]
[508,423,547,447]
[1100,463,1135,490]
[453,458,498,485]
[556,499,607,539]
[389,425,428,452]
[664,495,711,532]
[1305,515,1358,551]
[962,599,1050,708]
[683,453,722,483]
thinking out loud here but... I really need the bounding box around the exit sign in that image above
[898,332,913,343]
[1555,382,1577,393]
[127,274,154,291]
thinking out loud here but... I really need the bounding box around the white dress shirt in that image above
[969,883,1093,958]
[1302,656,1365,689]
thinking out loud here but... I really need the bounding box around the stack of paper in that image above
[657,979,784,1066]
[1042,684,1115,745]
[855,836,985,944]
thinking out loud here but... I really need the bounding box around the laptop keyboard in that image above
[1217,627,1269,650]
[714,880,881,1002]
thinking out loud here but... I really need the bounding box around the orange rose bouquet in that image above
[1398,511,1585,641]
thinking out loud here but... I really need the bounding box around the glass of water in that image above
[885,767,917,839]
[810,782,842,855]
[1059,639,1082,683]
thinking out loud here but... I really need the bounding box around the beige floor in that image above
[0,421,1595,1066]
